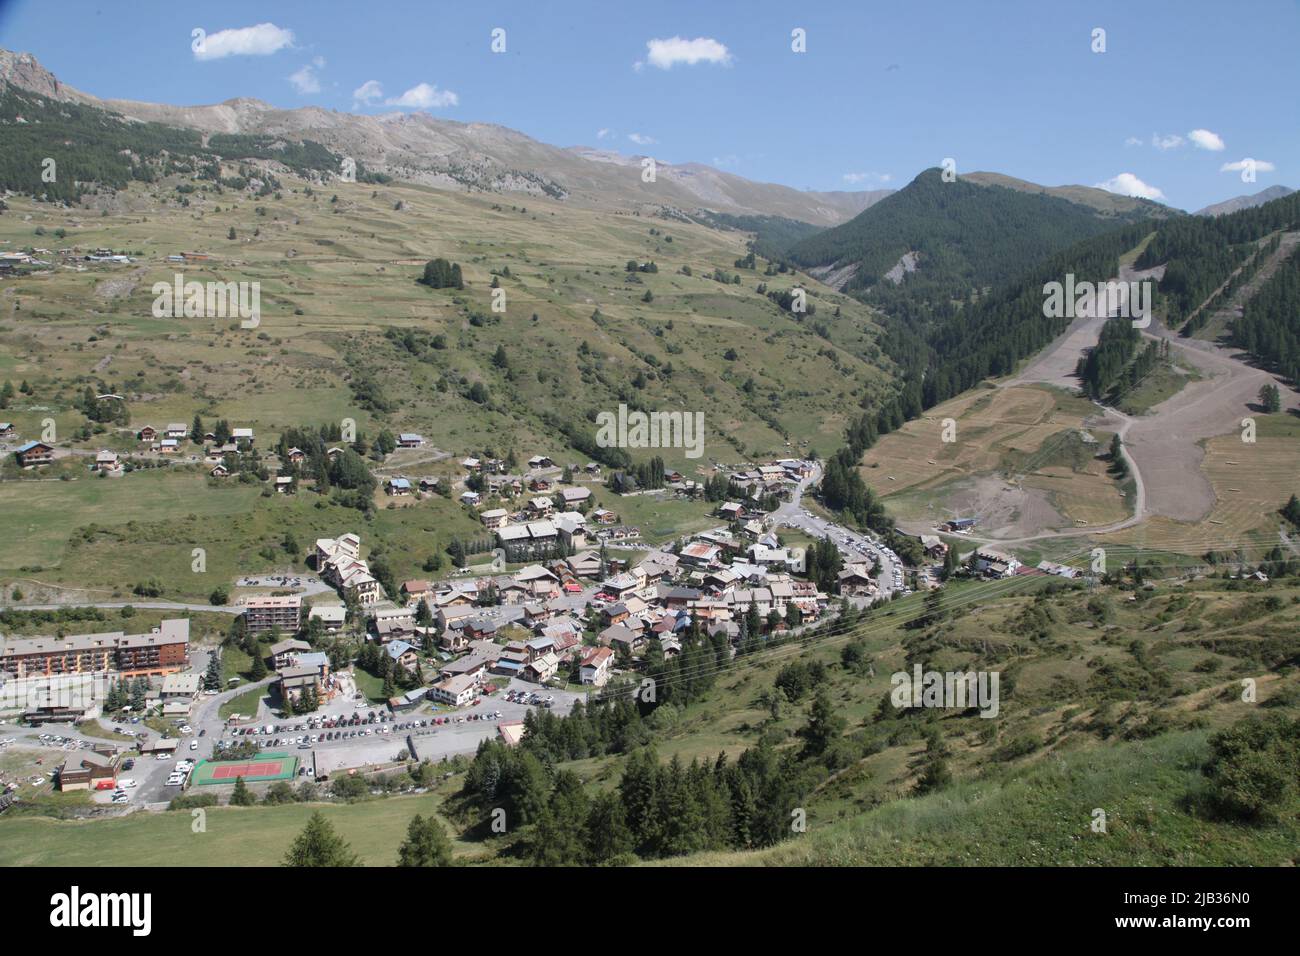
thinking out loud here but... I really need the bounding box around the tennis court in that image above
[190,752,300,786]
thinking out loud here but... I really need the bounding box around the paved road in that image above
[0,575,334,617]
[0,601,245,615]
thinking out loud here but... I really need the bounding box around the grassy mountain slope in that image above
[673,729,1300,866]
[0,156,891,599]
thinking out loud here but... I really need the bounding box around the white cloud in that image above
[1124,136,1144,147]
[627,132,656,145]
[1188,128,1225,151]
[712,154,739,168]
[352,80,384,106]
[842,172,891,185]
[288,61,322,95]
[194,23,294,61]
[596,128,612,140]
[385,82,458,110]
[639,36,732,71]
[1151,133,1184,151]
[1220,158,1275,173]
[1095,173,1165,201]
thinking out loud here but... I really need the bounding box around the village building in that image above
[57,748,120,792]
[279,665,322,705]
[431,673,479,707]
[93,449,120,473]
[270,638,312,670]
[385,640,419,672]
[560,486,592,507]
[974,548,1022,579]
[523,651,560,683]
[241,594,303,635]
[579,646,614,686]
[308,604,347,631]
[14,440,54,467]
[1,619,190,679]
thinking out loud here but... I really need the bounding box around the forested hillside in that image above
[1234,244,1300,385]
[0,87,371,202]
[1137,190,1300,328]
[692,211,827,261]
[831,189,1300,472]
[785,168,1160,308]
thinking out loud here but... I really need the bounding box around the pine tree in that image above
[1259,383,1281,414]
[229,775,255,806]
[283,811,361,866]
[583,790,634,864]
[1282,493,1300,529]
[396,814,453,866]
[914,754,952,795]
[528,771,589,865]
[798,687,845,757]
[203,651,222,691]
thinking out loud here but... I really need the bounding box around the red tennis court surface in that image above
[210,760,285,779]
[191,753,299,785]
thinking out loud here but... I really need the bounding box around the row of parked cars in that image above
[505,690,554,707]
[232,710,390,738]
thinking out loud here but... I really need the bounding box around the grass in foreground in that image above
[665,730,1300,867]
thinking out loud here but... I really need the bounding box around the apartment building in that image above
[241,595,303,634]
[0,618,190,679]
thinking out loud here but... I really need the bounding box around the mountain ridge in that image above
[0,47,880,227]
[1196,184,1295,217]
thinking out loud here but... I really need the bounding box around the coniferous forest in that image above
[1233,244,1300,385]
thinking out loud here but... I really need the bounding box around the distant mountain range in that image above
[3,46,1289,246]
[0,48,885,227]
[1195,185,1295,217]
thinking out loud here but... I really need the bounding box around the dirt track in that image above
[967,264,1299,546]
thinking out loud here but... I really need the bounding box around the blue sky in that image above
[1,0,1295,211]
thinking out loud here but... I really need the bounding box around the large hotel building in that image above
[0,618,190,679]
